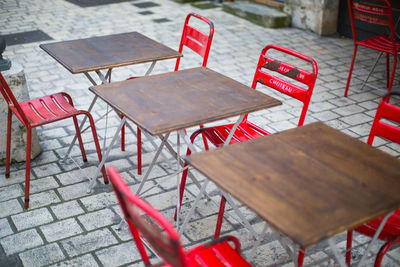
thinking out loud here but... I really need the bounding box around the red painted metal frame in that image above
[0,72,107,209]
[344,0,400,97]
[121,12,214,175]
[174,44,318,224]
[346,91,400,267]
[108,166,252,267]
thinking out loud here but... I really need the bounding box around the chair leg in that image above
[137,127,141,175]
[73,116,87,162]
[87,115,108,184]
[386,53,390,89]
[388,53,397,92]
[346,230,353,266]
[360,52,383,91]
[374,237,400,267]
[5,109,12,178]
[24,127,32,209]
[298,247,306,267]
[121,114,125,151]
[174,147,191,221]
[345,45,358,97]
[214,196,226,239]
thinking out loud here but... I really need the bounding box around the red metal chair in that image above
[175,44,318,221]
[346,90,400,267]
[0,72,107,209]
[108,166,252,267]
[344,0,400,97]
[121,12,214,175]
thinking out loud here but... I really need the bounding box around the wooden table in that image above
[185,122,400,265]
[89,66,281,197]
[40,32,182,164]
[40,32,181,74]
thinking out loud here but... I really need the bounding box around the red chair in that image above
[346,91,400,267]
[108,166,252,267]
[121,12,214,175]
[0,72,107,209]
[175,44,318,221]
[344,0,400,97]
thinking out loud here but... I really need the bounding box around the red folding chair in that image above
[121,12,214,175]
[0,72,107,209]
[108,166,252,267]
[175,44,318,221]
[346,91,400,267]
[344,0,400,97]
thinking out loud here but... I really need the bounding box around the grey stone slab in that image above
[61,229,118,257]
[80,192,118,211]
[0,229,43,255]
[11,207,53,231]
[40,218,83,242]
[29,176,59,194]
[33,163,63,178]
[0,199,23,218]
[340,113,373,126]
[57,182,89,201]
[0,218,14,238]
[25,190,61,209]
[56,167,96,185]
[50,200,85,219]
[96,242,141,267]
[49,254,99,267]
[0,184,23,202]
[77,208,119,231]
[19,243,65,267]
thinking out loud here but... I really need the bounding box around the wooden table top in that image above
[89,67,281,136]
[40,32,182,74]
[185,122,400,248]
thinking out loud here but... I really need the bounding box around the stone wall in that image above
[284,0,339,35]
[0,68,40,165]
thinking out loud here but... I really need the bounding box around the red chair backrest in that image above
[251,44,318,126]
[174,13,214,71]
[0,72,30,125]
[348,0,396,42]
[367,91,400,145]
[108,167,187,267]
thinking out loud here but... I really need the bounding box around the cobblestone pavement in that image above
[1,0,400,266]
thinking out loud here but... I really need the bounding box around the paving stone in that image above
[49,254,99,267]
[61,229,118,257]
[57,182,90,201]
[11,208,54,231]
[50,200,85,219]
[33,163,63,178]
[80,191,118,211]
[56,166,97,185]
[77,208,119,231]
[96,242,140,267]
[0,229,43,255]
[29,176,59,194]
[40,218,83,242]
[0,199,23,218]
[0,184,23,202]
[340,113,373,126]
[25,190,61,209]
[0,218,14,238]
[19,243,65,266]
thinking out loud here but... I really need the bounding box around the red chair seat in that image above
[200,121,270,147]
[355,209,400,241]
[358,35,400,55]
[18,93,81,126]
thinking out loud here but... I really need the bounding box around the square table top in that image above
[89,67,281,136]
[40,32,182,74]
[185,122,400,248]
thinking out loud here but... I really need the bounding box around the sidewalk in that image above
[0,0,399,266]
